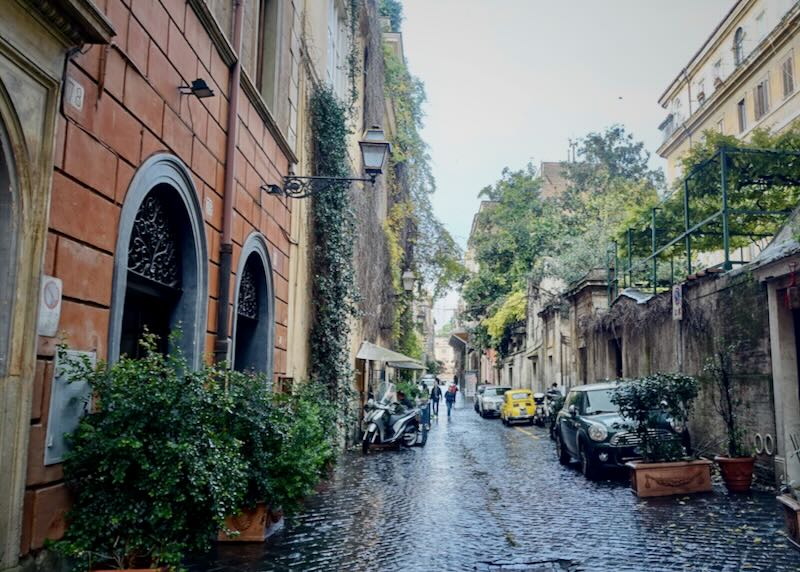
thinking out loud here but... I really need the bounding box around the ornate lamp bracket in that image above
[261,174,377,199]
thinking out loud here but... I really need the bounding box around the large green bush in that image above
[56,336,337,570]
[55,336,246,570]
[611,373,698,462]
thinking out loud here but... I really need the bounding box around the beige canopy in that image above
[356,341,424,370]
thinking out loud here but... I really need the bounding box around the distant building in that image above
[658,0,800,183]
[539,161,570,199]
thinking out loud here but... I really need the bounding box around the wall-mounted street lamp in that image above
[179,78,215,99]
[263,126,391,199]
[401,270,415,292]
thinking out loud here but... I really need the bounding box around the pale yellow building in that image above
[658,0,800,183]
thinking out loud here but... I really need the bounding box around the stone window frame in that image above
[231,232,275,376]
[0,111,17,377]
[108,153,208,369]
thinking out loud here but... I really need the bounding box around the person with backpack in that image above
[430,381,442,417]
[444,383,458,418]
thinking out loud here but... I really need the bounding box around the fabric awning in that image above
[356,341,423,368]
[387,360,425,370]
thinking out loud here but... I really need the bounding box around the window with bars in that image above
[754,77,770,119]
[783,55,795,99]
[734,27,745,67]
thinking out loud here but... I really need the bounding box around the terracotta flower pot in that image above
[778,494,800,545]
[625,459,713,498]
[715,455,755,492]
[218,503,269,543]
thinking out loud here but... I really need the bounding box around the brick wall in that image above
[22,0,293,554]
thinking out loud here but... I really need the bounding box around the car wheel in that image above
[555,430,570,465]
[579,439,601,481]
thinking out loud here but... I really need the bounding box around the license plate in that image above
[519,409,526,416]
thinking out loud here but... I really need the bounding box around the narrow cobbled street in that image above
[194,396,800,572]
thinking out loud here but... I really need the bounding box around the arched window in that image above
[734,27,745,66]
[232,233,275,375]
[109,154,208,368]
[0,115,16,375]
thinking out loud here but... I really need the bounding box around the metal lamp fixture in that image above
[401,270,415,292]
[179,78,215,99]
[263,126,391,199]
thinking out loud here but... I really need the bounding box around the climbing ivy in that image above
[308,86,359,434]
[347,0,362,109]
[383,44,465,295]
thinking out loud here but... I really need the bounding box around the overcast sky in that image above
[398,0,735,323]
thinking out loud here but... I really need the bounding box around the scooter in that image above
[362,384,425,454]
[532,392,546,426]
[544,388,565,440]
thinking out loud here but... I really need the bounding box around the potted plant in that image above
[702,342,755,492]
[54,335,247,571]
[612,373,712,498]
[217,376,335,542]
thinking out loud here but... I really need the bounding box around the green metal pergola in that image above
[607,146,800,305]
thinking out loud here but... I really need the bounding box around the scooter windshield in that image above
[376,382,397,405]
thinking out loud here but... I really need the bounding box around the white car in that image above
[478,386,511,418]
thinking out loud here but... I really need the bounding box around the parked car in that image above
[500,389,536,425]
[474,384,493,412]
[553,382,688,480]
[477,386,510,418]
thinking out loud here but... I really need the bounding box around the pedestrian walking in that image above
[430,382,442,417]
[444,383,457,418]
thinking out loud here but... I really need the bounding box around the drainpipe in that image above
[215,0,244,363]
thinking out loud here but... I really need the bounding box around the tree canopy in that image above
[462,125,661,355]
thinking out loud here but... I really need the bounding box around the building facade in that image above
[658,0,800,183]
[0,0,406,569]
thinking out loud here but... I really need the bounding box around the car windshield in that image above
[511,392,530,400]
[583,389,618,415]
[484,387,509,397]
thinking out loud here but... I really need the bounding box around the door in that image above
[560,391,582,453]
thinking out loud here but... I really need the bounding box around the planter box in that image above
[777,494,800,546]
[218,503,269,542]
[625,459,713,497]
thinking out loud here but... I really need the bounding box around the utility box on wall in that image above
[44,350,95,466]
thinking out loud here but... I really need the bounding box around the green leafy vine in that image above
[308,85,359,435]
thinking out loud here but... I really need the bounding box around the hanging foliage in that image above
[308,85,359,431]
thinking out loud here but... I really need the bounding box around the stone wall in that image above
[580,273,777,480]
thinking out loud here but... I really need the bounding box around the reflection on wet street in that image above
[193,396,800,571]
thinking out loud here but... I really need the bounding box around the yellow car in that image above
[500,389,536,426]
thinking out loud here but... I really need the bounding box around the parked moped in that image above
[362,382,425,454]
[545,388,565,440]
[532,392,547,426]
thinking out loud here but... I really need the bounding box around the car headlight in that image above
[588,424,608,442]
[669,417,686,432]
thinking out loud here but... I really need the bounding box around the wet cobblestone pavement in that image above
[192,397,800,571]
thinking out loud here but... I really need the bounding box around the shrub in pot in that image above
[54,335,247,571]
[217,376,336,542]
[611,373,712,497]
[702,342,755,493]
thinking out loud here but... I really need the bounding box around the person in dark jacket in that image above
[430,382,442,416]
[444,383,457,418]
